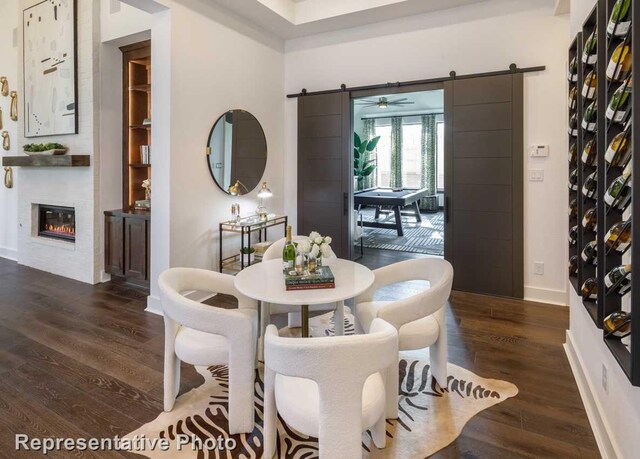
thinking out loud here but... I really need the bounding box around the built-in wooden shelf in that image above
[129,84,150,92]
[2,155,90,167]
[129,124,151,130]
[129,163,151,168]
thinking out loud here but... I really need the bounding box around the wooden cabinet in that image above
[104,210,150,288]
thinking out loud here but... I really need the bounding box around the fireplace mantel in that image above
[2,155,90,167]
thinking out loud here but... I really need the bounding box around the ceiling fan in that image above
[355,97,415,109]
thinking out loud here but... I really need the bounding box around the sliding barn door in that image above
[297,92,351,258]
[444,74,524,298]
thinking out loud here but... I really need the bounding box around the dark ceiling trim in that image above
[286,64,546,98]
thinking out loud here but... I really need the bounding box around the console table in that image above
[219,214,287,273]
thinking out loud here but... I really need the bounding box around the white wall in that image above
[564,2,640,458]
[0,0,19,261]
[284,0,569,305]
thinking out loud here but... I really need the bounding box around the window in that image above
[436,121,444,190]
[401,123,422,188]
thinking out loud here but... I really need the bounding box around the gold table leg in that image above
[301,305,309,338]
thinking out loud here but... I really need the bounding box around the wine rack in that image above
[570,0,639,387]
[569,34,581,295]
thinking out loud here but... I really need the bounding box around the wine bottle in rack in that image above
[569,198,578,219]
[582,170,598,199]
[605,121,631,167]
[569,86,578,110]
[569,168,578,191]
[606,77,632,124]
[569,142,578,165]
[582,206,597,232]
[582,29,598,64]
[569,113,579,137]
[582,240,598,265]
[604,264,632,295]
[569,255,579,276]
[606,41,632,82]
[604,162,632,209]
[582,101,598,132]
[568,56,578,82]
[605,219,631,252]
[581,277,598,300]
[582,70,597,99]
[603,310,632,338]
[581,138,597,166]
[607,0,632,37]
[569,225,579,246]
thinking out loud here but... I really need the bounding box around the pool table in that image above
[353,187,432,237]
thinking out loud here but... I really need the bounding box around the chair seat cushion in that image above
[174,327,229,366]
[274,372,385,438]
[355,301,389,334]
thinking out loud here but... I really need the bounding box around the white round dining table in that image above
[234,258,374,345]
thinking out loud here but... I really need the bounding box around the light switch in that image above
[529,170,544,182]
[529,145,549,157]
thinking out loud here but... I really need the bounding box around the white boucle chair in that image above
[159,267,258,434]
[263,318,398,459]
[355,258,453,417]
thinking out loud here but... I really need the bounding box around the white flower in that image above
[320,242,331,256]
[309,231,321,240]
[297,239,311,254]
[324,236,332,245]
[310,244,320,258]
[314,236,323,245]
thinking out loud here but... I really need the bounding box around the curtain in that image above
[420,114,438,211]
[390,117,403,188]
[362,119,377,189]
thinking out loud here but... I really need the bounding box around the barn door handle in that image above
[444,197,450,223]
[343,192,348,216]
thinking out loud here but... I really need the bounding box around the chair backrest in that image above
[356,258,453,329]
[264,318,397,385]
[263,235,338,261]
[159,267,257,337]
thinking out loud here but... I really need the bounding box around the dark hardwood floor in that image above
[0,251,599,458]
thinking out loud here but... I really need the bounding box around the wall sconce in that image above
[9,91,17,121]
[228,179,249,196]
[4,167,12,189]
[1,131,9,151]
[0,77,8,97]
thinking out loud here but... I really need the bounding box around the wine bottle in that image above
[604,220,631,252]
[582,101,597,132]
[582,207,597,232]
[606,77,632,124]
[582,70,597,99]
[606,42,632,81]
[568,56,578,82]
[604,162,632,209]
[569,142,578,165]
[569,198,578,219]
[581,277,598,300]
[582,170,598,199]
[581,138,597,166]
[569,168,578,191]
[568,86,577,109]
[604,264,631,295]
[569,225,578,246]
[607,0,632,37]
[569,255,579,276]
[582,29,598,64]
[605,122,631,167]
[603,310,631,338]
[569,113,579,137]
[581,240,598,265]
[282,225,296,273]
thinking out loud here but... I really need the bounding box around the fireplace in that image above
[38,205,76,242]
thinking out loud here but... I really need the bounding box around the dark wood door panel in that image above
[299,137,342,159]
[301,94,344,116]
[299,115,342,138]
[453,158,512,185]
[302,180,343,203]
[303,159,344,181]
[125,218,148,281]
[454,265,514,297]
[453,237,513,269]
[453,102,512,132]
[453,184,513,212]
[104,216,124,276]
[452,74,512,105]
[453,211,513,241]
[453,130,512,158]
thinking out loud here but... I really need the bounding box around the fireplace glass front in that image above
[38,205,76,242]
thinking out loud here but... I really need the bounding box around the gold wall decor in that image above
[3,167,12,189]
[0,77,7,97]
[1,131,9,151]
[0,106,3,130]
[9,91,17,121]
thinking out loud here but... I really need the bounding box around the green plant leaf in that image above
[358,142,367,154]
[366,136,380,151]
[363,165,376,176]
[354,149,360,160]
[354,132,362,148]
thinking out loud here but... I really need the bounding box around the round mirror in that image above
[206,110,267,195]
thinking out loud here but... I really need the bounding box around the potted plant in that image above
[240,247,256,265]
[354,133,380,191]
[23,142,67,156]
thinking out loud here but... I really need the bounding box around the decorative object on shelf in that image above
[256,181,272,221]
[228,179,249,196]
[22,142,67,155]
[284,265,335,291]
[0,76,8,96]
[23,0,76,136]
[569,255,578,276]
[140,145,150,164]
[582,28,597,64]
[607,0,631,37]
[135,179,151,209]
[9,91,17,122]
[3,166,12,189]
[142,118,151,126]
[207,110,267,195]
[606,77,632,123]
[1,131,9,151]
[605,264,632,295]
[581,277,598,300]
[605,220,631,252]
[353,132,380,191]
[231,203,240,222]
[240,247,256,266]
[604,310,631,339]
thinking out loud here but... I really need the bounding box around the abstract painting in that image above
[23,0,77,137]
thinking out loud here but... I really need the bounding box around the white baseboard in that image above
[524,285,568,306]
[146,295,164,316]
[99,271,111,283]
[0,246,18,261]
[564,331,618,459]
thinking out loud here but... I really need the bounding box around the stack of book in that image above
[284,265,335,291]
